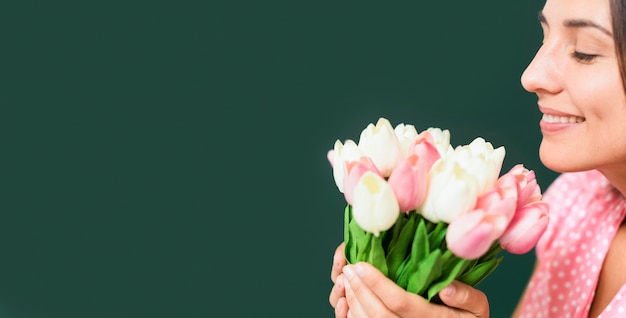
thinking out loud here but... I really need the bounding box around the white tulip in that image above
[331,139,363,193]
[358,118,403,177]
[425,127,453,158]
[351,172,400,237]
[394,123,419,156]
[452,138,506,194]
[468,137,505,166]
[420,160,479,223]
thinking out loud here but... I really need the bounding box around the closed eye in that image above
[571,51,598,63]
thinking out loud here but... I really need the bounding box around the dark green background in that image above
[2,1,557,317]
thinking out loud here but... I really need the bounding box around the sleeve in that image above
[598,284,626,317]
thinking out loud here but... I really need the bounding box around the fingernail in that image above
[441,284,456,297]
[343,276,351,289]
[343,265,354,280]
[354,263,366,277]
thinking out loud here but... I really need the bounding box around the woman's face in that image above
[521,0,626,176]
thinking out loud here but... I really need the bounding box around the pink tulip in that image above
[503,164,542,208]
[475,173,518,224]
[409,133,441,169]
[327,150,335,167]
[423,127,452,158]
[343,157,382,205]
[499,201,549,254]
[446,174,519,259]
[387,138,440,212]
[446,209,508,259]
[387,155,425,212]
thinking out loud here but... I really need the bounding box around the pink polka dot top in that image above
[517,170,626,318]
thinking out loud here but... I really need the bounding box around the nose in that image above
[520,43,562,94]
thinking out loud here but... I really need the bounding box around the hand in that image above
[329,242,349,317]
[342,262,489,318]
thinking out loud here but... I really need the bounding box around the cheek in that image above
[570,69,625,120]
[540,64,626,172]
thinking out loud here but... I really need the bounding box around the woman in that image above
[328,0,626,316]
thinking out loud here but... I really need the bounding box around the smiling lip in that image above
[538,106,585,134]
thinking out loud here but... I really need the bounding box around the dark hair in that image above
[611,0,626,91]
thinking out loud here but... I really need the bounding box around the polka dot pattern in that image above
[518,171,626,318]
[598,285,626,318]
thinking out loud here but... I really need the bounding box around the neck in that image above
[597,168,626,198]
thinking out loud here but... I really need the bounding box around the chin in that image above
[538,143,584,173]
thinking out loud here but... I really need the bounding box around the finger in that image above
[344,278,378,318]
[331,242,346,283]
[329,273,346,308]
[334,297,348,318]
[349,262,426,315]
[439,280,489,317]
[343,264,400,318]
[348,262,461,317]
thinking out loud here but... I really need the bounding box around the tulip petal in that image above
[343,157,381,205]
[394,123,419,156]
[424,127,452,157]
[358,118,403,177]
[446,211,498,260]
[500,202,550,254]
[352,172,400,237]
[387,158,420,212]
[327,150,334,167]
[331,140,362,193]
[421,161,478,223]
[387,149,434,212]
[409,137,441,170]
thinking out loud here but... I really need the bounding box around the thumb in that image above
[438,281,489,317]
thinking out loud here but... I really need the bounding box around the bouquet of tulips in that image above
[327,117,549,301]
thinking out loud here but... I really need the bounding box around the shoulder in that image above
[541,170,609,208]
[543,170,607,199]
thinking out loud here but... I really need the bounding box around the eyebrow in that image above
[538,11,613,37]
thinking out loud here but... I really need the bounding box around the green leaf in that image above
[426,253,472,301]
[367,233,389,276]
[428,222,447,250]
[395,220,431,289]
[457,256,503,287]
[394,259,407,282]
[344,205,353,264]
[344,207,390,276]
[477,241,504,262]
[385,214,407,250]
[394,260,412,289]
[345,206,370,265]
[385,213,417,280]
[350,219,371,263]
[382,214,406,251]
[344,204,351,248]
[406,249,442,296]
[349,231,389,277]
[412,217,429,260]
[347,214,368,264]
